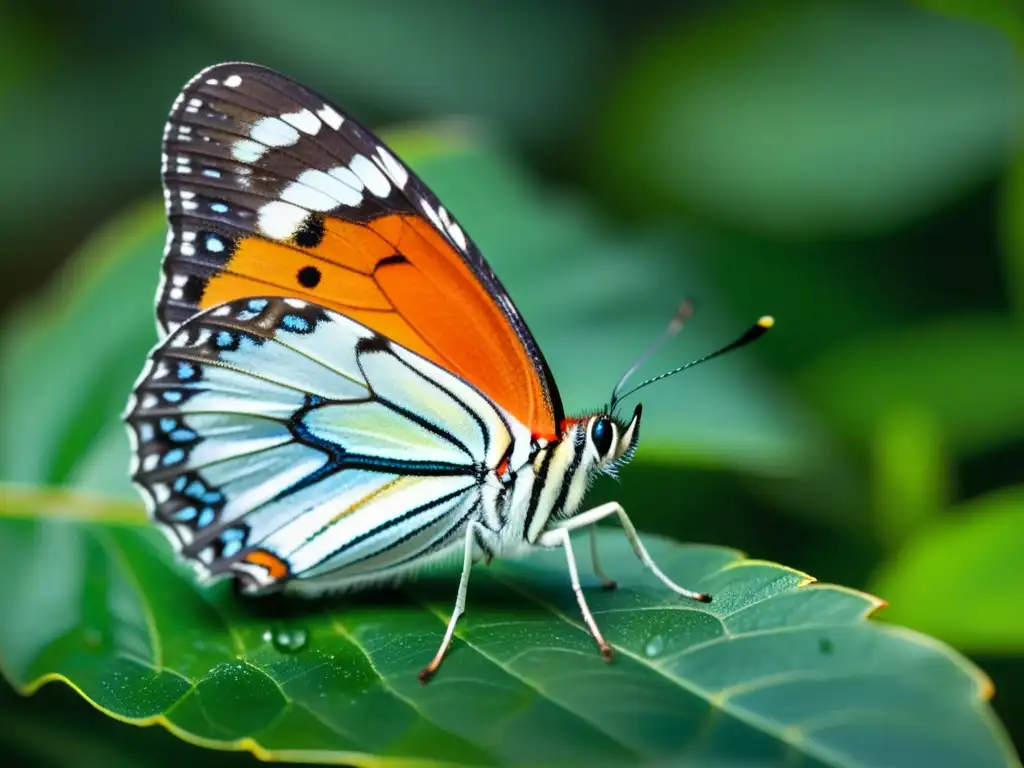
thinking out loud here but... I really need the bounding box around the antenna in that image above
[611,315,774,408]
[608,299,695,409]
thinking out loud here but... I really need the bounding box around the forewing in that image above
[159,62,562,438]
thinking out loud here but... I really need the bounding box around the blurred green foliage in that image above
[0,0,1022,764]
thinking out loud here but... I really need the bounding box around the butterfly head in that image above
[581,403,642,479]
[583,308,774,482]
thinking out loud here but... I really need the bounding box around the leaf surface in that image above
[1,486,1015,768]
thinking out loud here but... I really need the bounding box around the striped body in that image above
[126,296,640,596]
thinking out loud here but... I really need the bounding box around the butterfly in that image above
[124,62,772,682]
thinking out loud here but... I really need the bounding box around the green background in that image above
[1,0,1022,765]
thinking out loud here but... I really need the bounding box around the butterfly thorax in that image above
[496,405,642,551]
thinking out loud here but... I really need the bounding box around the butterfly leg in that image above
[589,526,617,591]
[419,521,486,684]
[547,503,711,603]
[537,526,614,660]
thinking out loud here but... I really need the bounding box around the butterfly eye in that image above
[590,416,614,458]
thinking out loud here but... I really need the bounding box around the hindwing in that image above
[125,296,529,592]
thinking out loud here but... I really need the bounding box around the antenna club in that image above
[758,315,775,329]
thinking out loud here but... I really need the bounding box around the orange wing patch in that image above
[243,549,290,580]
[194,213,556,438]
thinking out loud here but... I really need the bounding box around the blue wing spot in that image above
[281,314,310,333]
[222,539,243,558]
[203,491,223,504]
[160,417,177,432]
[173,476,188,492]
[247,299,269,312]
[205,235,225,253]
[222,528,245,540]
[162,448,185,466]
[216,330,234,348]
[164,391,183,403]
[210,202,229,214]
[202,168,222,179]
[173,506,197,521]
[197,507,216,528]
[177,361,196,380]
[170,428,197,443]
[236,310,259,321]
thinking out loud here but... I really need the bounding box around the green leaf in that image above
[0,129,819,499]
[0,202,165,493]
[870,486,1024,654]
[1,486,1016,768]
[594,0,1023,238]
[871,405,949,548]
[188,0,608,147]
[797,317,1024,454]
[1003,144,1024,317]
[0,677,255,768]
[910,0,1024,51]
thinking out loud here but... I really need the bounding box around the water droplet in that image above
[644,635,664,657]
[263,625,308,653]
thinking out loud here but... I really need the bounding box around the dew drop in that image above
[263,625,308,653]
[644,635,664,657]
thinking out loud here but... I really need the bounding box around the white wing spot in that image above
[224,74,242,88]
[258,200,308,240]
[169,288,184,301]
[280,178,338,212]
[329,166,364,192]
[349,154,390,198]
[448,221,467,251]
[286,168,363,209]
[180,242,196,257]
[212,305,232,317]
[375,146,408,189]
[172,274,189,286]
[420,197,443,230]
[284,298,308,308]
[232,139,266,164]
[250,116,300,148]
[317,104,343,130]
[281,109,321,136]
[205,78,219,86]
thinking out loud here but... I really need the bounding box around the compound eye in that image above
[591,416,614,458]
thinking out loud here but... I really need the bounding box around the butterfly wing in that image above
[159,62,562,439]
[126,296,530,592]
